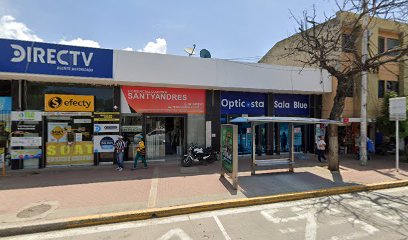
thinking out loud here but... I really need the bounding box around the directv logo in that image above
[10,44,94,67]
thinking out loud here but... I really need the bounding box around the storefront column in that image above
[205,90,221,150]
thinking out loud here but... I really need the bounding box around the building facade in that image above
[260,11,408,153]
[0,38,331,169]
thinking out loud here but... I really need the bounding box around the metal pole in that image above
[251,123,256,175]
[360,0,369,166]
[396,120,399,172]
[289,123,294,172]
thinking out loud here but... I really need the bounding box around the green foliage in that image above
[376,92,408,138]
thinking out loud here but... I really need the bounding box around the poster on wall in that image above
[11,149,42,160]
[121,86,206,114]
[48,122,68,142]
[279,123,289,152]
[93,135,119,153]
[11,111,43,121]
[294,127,302,151]
[10,137,42,147]
[94,124,120,133]
[0,148,4,165]
[46,141,93,165]
[0,97,12,111]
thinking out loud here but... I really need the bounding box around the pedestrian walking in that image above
[133,135,147,169]
[316,135,327,162]
[114,135,126,171]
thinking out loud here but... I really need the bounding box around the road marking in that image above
[213,215,231,240]
[148,167,160,208]
[157,228,192,240]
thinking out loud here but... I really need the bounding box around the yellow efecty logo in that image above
[45,94,94,112]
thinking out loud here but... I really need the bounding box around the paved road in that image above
[6,187,408,240]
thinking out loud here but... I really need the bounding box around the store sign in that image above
[93,112,120,122]
[93,135,119,153]
[10,137,42,147]
[122,86,206,114]
[11,111,43,121]
[45,94,94,112]
[0,97,12,111]
[220,91,266,115]
[274,94,310,116]
[46,141,93,165]
[11,149,42,160]
[94,124,119,133]
[0,38,113,78]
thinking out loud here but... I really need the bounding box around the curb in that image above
[1,179,408,237]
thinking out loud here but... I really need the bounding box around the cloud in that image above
[138,38,167,54]
[0,15,43,41]
[59,38,100,48]
[123,47,133,51]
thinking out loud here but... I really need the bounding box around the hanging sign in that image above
[45,94,94,112]
[10,137,42,147]
[122,86,206,114]
[11,111,43,121]
[93,135,119,153]
[93,112,120,122]
[11,149,42,160]
[94,124,120,133]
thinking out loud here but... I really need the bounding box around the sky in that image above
[0,0,338,61]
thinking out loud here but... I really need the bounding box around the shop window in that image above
[378,80,385,98]
[386,81,399,94]
[342,34,356,52]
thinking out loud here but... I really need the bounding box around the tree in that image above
[282,0,408,170]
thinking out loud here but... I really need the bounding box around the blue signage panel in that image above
[221,91,266,115]
[0,38,113,78]
[0,97,12,111]
[274,94,310,116]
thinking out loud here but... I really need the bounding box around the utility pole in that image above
[360,0,369,166]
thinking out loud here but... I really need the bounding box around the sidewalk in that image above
[0,154,407,231]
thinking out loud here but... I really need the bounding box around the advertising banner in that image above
[0,148,4,165]
[0,97,12,111]
[94,124,120,133]
[11,111,43,121]
[10,137,42,147]
[220,124,238,189]
[11,149,42,160]
[45,94,94,112]
[46,141,93,165]
[48,122,68,142]
[93,112,120,122]
[220,92,266,115]
[0,38,113,78]
[274,94,310,116]
[93,135,119,153]
[122,86,206,114]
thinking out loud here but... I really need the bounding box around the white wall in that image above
[113,50,331,93]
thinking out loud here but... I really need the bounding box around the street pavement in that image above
[0,154,407,233]
[5,186,408,240]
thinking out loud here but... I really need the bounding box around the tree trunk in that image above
[328,124,339,171]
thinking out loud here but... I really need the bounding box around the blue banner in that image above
[274,94,310,116]
[0,97,12,111]
[0,38,113,78]
[221,91,266,115]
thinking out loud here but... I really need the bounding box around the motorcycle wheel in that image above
[182,156,193,167]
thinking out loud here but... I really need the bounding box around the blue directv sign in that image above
[0,38,113,78]
[221,91,266,115]
[274,94,310,116]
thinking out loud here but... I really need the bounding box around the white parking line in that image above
[213,215,231,240]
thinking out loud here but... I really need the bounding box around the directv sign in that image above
[0,38,113,78]
[221,91,266,115]
[274,94,310,116]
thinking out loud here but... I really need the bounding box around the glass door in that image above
[145,116,166,160]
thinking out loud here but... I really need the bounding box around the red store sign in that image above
[122,86,206,114]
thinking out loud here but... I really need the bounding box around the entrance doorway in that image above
[145,115,185,161]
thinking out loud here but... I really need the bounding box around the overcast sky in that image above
[0,0,337,61]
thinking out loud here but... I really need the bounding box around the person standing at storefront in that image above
[114,136,126,171]
[316,135,327,162]
[133,135,147,169]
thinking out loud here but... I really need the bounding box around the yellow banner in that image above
[46,141,94,165]
[45,94,94,112]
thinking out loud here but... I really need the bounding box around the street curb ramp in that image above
[1,179,408,237]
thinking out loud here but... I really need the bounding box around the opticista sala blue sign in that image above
[220,91,266,115]
[0,38,113,78]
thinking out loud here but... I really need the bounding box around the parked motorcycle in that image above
[182,144,218,167]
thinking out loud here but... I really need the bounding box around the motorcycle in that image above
[182,144,218,167]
